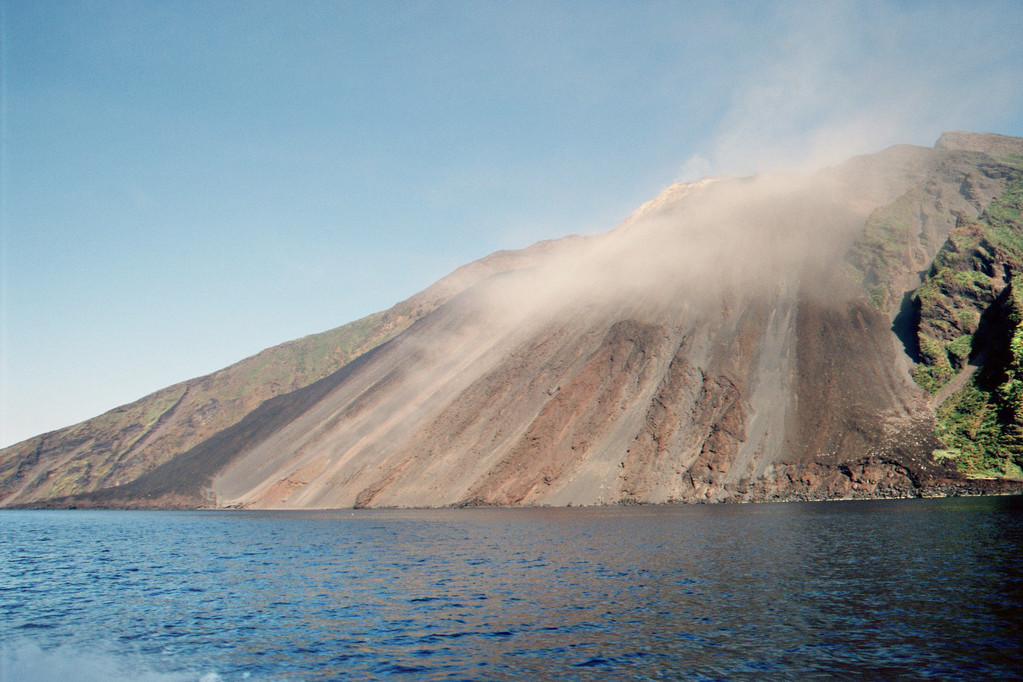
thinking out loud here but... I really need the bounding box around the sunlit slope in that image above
[0,312,415,506]
[0,238,580,506]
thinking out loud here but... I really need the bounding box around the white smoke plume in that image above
[680,1,1023,181]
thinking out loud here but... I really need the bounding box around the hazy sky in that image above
[3,0,1023,447]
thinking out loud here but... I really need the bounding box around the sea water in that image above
[2,496,1021,680]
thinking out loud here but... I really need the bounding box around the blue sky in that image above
[2,0,1023,447]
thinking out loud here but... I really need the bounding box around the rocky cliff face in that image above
[5,132,1023,509]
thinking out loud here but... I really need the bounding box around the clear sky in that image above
[2,0,1023,448]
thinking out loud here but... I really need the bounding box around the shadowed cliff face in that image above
[8,132,1023,509]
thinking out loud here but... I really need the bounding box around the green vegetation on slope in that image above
[979,173,1023,254]
[848,154,1023,317]
[910,222,1002,392]
[913,173,1023,478]
[912,174,1023,394]
[933,275,1023,478]
[847,195,924,311]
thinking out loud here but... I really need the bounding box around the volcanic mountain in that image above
[5,131,1023,509]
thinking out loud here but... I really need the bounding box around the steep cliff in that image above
[905,168,1023,478]
[5,132,1023,509]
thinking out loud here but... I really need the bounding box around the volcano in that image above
[5,131,1023,508]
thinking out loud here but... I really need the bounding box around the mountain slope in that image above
[6,132,1023,509]
[0,237,582,506]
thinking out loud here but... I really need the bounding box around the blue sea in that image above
[2,496,1021,680]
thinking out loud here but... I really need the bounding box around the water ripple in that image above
[2,497,1022,680]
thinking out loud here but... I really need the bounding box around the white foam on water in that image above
[0,639,228,682]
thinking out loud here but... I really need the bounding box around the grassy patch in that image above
[847,197,918,310]
[946,333,973,366]
[935,380,1023,477]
